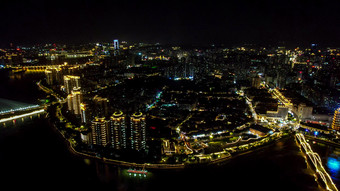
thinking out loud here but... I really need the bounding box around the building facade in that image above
[93,95,109,117]
[63,75,81,94]
[80,103,87,124]
[108,111,127,150]
[91,117,108,146]
[130,112,146,151]
[66,88,82,115]
[332,108,340,131]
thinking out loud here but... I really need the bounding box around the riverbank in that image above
[48,118,186,169]
[0,117,321,191]
[47,113,293,170]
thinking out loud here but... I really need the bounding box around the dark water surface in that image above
[0,70,46,105]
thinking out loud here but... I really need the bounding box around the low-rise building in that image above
[249,125,271,137]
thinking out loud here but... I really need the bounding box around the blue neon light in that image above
[327,157,340,174]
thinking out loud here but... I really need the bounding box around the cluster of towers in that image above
[88,112,146,151]
[57,39,148,152]
[62,73,147,151]
[64,75,83,116]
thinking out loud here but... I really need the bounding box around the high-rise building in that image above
[45,68,63,85]
[64,75,71,94]
[67,94,74,111]
[66,88,82,115]
[108,111,127,150]
[311,43,318,52]
[45,70,54,85]
[251,76,261,88]
[93,95,109,117]
[113,39,119,50]
[332,108,340,131]
[297,103,313,120]
[80,103,87,124]
[91,117,108,146]
[71,88,82,115]
[130,112,146,151]
[64,75,81,94]
[113,39,119,56]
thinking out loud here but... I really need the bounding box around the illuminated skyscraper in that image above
[80,103,87,124]
[108,111,127,149]
[332,108,340,131]
[91,117,108,146]
[64,75,81,94]
[45,70,53,85]
[93,95,109,117]
[113,39,119,56]
[45,68,63,85]
[66,88,82,115]
[130,112,146,151]
[67,94,74,111]
[64,75,71,93]
[113,39,119,50]
[71,88,82,115]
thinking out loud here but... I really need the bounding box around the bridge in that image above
[296,133,338,191]
[0,98,40,114]
[9,61,94,72]
[10,64,63,72]
[0,98,46,123]
[0,108,45,123]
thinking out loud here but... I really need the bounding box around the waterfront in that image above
[0,119,319,190]
[0,118,322,191]
[0,70,46,105]
[0,71,338,191]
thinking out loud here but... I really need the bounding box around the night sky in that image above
[1,0,340,47]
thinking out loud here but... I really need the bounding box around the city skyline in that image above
[1,1,340,190]
[2,0,340,47]
[1,37,340,190]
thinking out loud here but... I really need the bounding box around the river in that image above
[0,70,337,190]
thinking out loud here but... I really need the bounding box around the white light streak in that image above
[0,109,45,123]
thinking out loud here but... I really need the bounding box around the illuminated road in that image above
[270,88,301,122]
[296,133,338,191]
[37,81,63,102]
[245,95,257,120]
[271,88,293,107]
